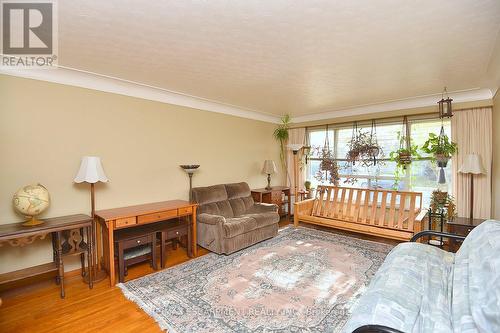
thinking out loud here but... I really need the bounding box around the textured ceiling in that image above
[56,0,500,117]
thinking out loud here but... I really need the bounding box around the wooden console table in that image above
[0,214,93,298]
[95,200,197,286]
[251,186,291,219]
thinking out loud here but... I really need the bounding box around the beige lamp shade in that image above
[74,156,109,184]
[458,154,485,175]
[262,160,277,175]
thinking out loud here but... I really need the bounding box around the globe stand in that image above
[23,216,44,227]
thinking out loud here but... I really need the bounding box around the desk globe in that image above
[13,184,50,226]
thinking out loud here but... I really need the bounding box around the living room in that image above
[1,1,499,332]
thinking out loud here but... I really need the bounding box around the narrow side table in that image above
[0,214,93,298]
[251,186,291,219]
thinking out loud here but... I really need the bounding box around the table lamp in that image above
[74,156,109,283]
[458,154,485,220]
[262,160,277,190]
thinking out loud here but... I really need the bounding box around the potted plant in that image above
[304,180,314,198]
[430,189,457,220]
[304,180,312,191]
[346,122,383,167]
[389,132,420,171]
[273,114,291,174]
[421,132,458,168]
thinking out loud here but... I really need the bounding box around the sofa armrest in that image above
[294,198,315,227]
[246,203,278,214]
[197,213,226,225]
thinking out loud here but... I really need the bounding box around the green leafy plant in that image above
[389,132,420,171]
[389,131,420,188]
[430,189,457,220]
[304,180,312,190]
[273,114,291,174]
[421,132,458,167]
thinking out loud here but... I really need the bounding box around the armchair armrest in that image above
[353,325,404,333]
[410,230,466,242]
[197,213,226,225]
[246,203,278,214]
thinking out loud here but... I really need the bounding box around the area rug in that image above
[118,227,393,333]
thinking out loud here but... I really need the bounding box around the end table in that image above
[446,216,486,251]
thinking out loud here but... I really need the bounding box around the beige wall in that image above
[492,90,500,219]
[0,74,280,274]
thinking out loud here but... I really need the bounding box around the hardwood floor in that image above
[0,219,396,332]
[0,241,209,333]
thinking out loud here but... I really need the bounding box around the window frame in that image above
[305,117,451,191]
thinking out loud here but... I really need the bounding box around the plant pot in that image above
[398,151,412,166]
[433,191,448,205]
[347,150,359,161]
[435,154,450,168]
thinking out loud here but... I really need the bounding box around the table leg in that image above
[107,221,115,286]
[51,233,60,285]
[160,231,166,269]
[87,225,93,289]
[287,190,291,221]
[96,219,102,270]
[55,231,65,298]
[187,219,193,258]
[192,207,197,257]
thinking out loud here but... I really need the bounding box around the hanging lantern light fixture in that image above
[438,87,453,119]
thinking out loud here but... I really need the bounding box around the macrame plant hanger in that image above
[437,120,447,184]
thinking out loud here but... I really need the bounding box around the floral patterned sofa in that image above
[344,220,500,333]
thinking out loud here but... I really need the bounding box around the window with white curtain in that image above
[306,117,452,206]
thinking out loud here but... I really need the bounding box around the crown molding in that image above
[0,66,281,124]
[291,88,494,124]
[1,66,494,125]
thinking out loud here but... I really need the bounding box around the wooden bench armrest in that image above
[294,199,316,226]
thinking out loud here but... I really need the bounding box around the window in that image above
[305,117,452,206]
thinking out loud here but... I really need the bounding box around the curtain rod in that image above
[291,106,492,130]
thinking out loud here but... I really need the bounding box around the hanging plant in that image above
[389,132,420,170]
[346,121,383,167]
[273,114,291,173]
[389,116,419,172]
[421,127,458,168]
[313,126,340,185]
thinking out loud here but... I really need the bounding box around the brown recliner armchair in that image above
[192,182,279,254]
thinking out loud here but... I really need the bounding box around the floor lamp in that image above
[287,144,303,215]
[74,156,109,284]
[458,154,485,221]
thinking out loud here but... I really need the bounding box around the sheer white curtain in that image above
[451,107,492,219]
[286,128,306,192]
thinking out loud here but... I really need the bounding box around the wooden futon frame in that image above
[294,185,426,241]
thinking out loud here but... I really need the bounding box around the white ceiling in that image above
[4,0,500,122]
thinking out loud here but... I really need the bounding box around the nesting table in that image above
[95,200,197,286]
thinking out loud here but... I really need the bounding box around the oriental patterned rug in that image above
[118,227,393,333]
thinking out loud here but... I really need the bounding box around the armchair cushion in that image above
[223,216,258,238]
[344,220,500,333]
[344,243,454,333]
[229,196,254,216]
[245,203,278,214]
